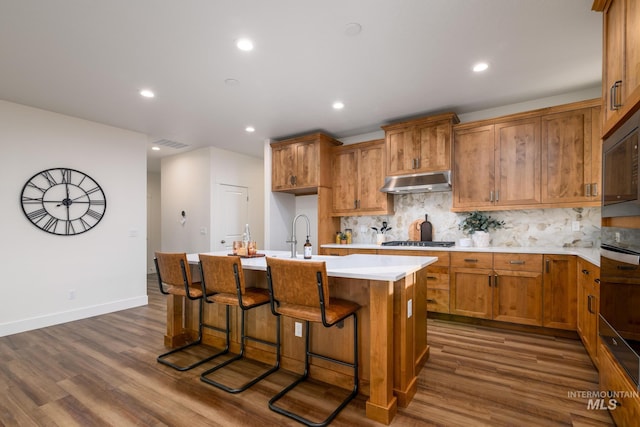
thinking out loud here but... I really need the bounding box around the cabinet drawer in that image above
[382,249,449,267]
[427,289,450,313]
[425,267,449,290]
[451,252,493,268]
[493,253,543,272]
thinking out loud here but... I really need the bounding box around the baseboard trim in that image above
[0,295,148,337]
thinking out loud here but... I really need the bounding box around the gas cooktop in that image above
[382,241,455,247]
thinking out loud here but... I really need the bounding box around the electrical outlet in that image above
[571,221,580,231]
[407,299,412,318]
[294,321,302,337]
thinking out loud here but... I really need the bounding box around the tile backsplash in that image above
[340,192,601,248]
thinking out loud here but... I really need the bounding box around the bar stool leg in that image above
[201,307,280,393]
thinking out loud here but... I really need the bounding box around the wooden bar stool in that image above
[154,252,231,371]
[198,254,280,393]
[265,257,360,427]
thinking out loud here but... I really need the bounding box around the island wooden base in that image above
[164,267,429,424]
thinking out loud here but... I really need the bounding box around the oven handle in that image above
[601,247,640,266]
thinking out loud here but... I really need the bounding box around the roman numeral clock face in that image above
[21,168,106,235]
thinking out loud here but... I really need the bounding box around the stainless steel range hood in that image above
[380,171,451,194]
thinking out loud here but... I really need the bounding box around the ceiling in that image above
[0,0,602,171]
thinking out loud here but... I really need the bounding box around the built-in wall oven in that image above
[599,107,640,391]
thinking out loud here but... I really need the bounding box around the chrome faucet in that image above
[287,214,310,258]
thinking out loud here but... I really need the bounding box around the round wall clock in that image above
[20,167,107,235]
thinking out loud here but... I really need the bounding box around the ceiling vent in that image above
[152,139,189,149]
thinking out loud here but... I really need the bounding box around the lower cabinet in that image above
[577,258,600,366]
[451,252,543,326]
[599,343,640,426]
[542,255,577,330]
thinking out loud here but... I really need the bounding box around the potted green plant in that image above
[459,211,505,247]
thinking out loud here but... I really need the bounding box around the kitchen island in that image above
[162,251,438,425]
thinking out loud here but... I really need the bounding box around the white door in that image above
[214,184,249,252]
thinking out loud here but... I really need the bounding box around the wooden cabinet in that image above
[382,113,459,176]
[424,252,451,314]
[492,253,544,326]
[331,139,393,216]
[577,258,600,366]
[271,132,341,195]
[542,255,577,330]
[541,107,602,204]
[599,343,640,426]
[452,99,601,212]
[451,252,543,326]
[597,0,640,138]
[453,118,541,210]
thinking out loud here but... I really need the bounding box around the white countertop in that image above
[321,244,601,266]
[188,250,438,281]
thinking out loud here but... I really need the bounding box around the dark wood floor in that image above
[0,275,613,426]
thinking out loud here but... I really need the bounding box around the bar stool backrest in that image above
[266,257,329,309]
[155,252,193,286]
[199,255,246,294]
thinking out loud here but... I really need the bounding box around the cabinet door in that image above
[495,118,541,207]
[493,270,543,326]
[453,125,496,209]
[626,0,640,106]
[332,148,358,213]
[541,108,593,204]
[542,255,577,330]
[417,120,451,172]
[603,0,625,125]
[386,127,418,175]
[450,267,493,319]
[272,144,296,190]
[293,141,319,189]
[358,141,389,212]
[600,344,640,426]
[577,260,600,364]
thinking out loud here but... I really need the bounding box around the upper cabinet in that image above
[452,99,601,212]
[382,113,459,176]
[541,106,602,204]
[271,132,342,195]
[596,0,640,138]
[453,117,541,210]
[331,139,393,216]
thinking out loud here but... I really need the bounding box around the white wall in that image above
[0,101,148,336]
[161,146,264,253]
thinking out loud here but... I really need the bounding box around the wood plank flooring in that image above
[0,275,614,426]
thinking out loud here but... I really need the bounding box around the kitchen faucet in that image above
[287,214,310,258]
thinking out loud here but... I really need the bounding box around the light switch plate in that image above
[408,299,412,318]
[294,322,302,337]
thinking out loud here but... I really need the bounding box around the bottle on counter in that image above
[345,228,352,244]
[336,231,342,244]
[304,236,312,259]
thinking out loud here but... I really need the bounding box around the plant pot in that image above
[472,231,491,247]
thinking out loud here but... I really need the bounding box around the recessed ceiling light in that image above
[473,62,489,72]
[151,146,160,151]
[345,23,362,36]
[224,78,239,86]
[245,126,255,133]
[139,89,155,98]
[236,38,254,51]
[332,101,345,110]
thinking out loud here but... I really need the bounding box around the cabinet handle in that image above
[495,191,499,202]
[545,259,550,273]
[427,298,436,303]
[488,275,492,287]
[489,191,494,202]
[494,274,498,287]
[581,269,590,275]
[587,295,594,314]
[464,258,479,263]
[585,183,591,197]
[610,80,623,110]
[595,278,601,284]
[416,158,420,169]
[426,276,438,280]
[591,183,598,197]
[509,260,525,265]
[354,200,358,209]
